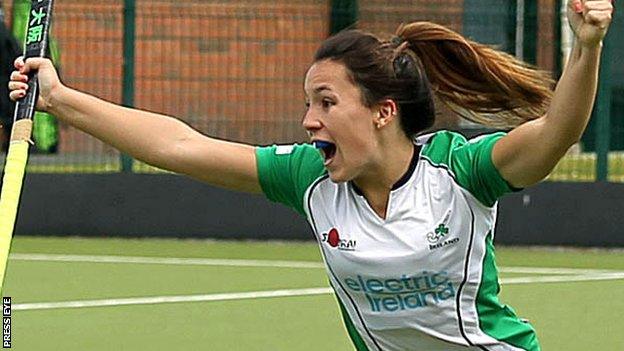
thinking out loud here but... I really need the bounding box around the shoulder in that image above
[256,143,323,166]
[418,130,506,164]
[418,130,467,164]
[418,130,515,207]
[255,143,327,215]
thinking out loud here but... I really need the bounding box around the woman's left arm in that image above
[492,0,614,187]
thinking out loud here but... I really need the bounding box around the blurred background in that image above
[0,0,622,181]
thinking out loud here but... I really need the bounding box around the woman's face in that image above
[302,59,380,183]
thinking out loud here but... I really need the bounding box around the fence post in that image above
[121,0,135,172]
[522,0,537,64]
[554,0,563,79]
[595,39,612,182]
[330,0,358,35]
[514,0,537,63]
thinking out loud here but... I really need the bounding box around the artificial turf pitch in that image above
[3,237,624,350]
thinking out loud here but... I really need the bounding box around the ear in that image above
[374,99,398,129]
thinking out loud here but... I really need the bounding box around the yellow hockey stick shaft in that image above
[0,120,32,294]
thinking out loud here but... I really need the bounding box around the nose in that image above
[302,109,322,134]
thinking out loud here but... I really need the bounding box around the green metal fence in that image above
[0,0,621,182]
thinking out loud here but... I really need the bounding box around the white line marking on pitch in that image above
[500,272,624,284]
[498,267,616,275]
[13,287,333,311]
[10,253,325,269]
[10,253,620,275]
[12,272,624,312]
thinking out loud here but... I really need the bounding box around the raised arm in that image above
[9,57,261,194]
[492,0,614,187]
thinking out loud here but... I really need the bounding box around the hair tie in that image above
[391,36,405,47]
[393,53,416,78]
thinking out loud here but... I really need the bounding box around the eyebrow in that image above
[313,85,332,94]
[303,84,334,99]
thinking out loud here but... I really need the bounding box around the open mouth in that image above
[313,140,337,165]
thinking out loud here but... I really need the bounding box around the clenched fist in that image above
[567,0,615,47]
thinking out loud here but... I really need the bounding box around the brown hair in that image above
[314,21,554,136]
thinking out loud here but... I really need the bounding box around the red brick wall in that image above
[47,1,327,152]
[359,0,464,35]
[134,1,328,145]
[53,1,124,154]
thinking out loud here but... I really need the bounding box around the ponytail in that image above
[397,22,554,128]
[313,22,553,137]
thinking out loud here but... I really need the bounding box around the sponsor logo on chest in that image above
[343,271,456,313]
[320,228,357,251]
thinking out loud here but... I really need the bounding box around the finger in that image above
[586,10,613,27]
[10,71,28,83]
[582,0,614,11]
[8,81,29,92]
[572,0,584,13]
[9,90,26,102]
[20,57,50,75]
[575,0,614,14]
[13,56,24,70]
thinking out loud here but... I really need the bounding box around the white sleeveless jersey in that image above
[256,131,539,351]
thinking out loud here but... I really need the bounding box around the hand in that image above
[8,57,63,112]
[567,0,614,47]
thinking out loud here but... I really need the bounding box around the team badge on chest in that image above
[426,210,460,250]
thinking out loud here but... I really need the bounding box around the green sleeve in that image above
[422,131,519,207]
[255,144,326,216]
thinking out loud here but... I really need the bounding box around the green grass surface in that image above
[4,237,624,350]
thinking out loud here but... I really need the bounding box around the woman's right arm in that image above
[9,57,262,194]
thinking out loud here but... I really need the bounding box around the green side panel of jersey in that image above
[256,144,326,216]
[337,296,371,351]
[476,234,541,351]
[420,131,517,207]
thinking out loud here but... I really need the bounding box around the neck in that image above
[353,137,415,218]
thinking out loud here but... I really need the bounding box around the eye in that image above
[322,98,334,109]
[304,101,310,108]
